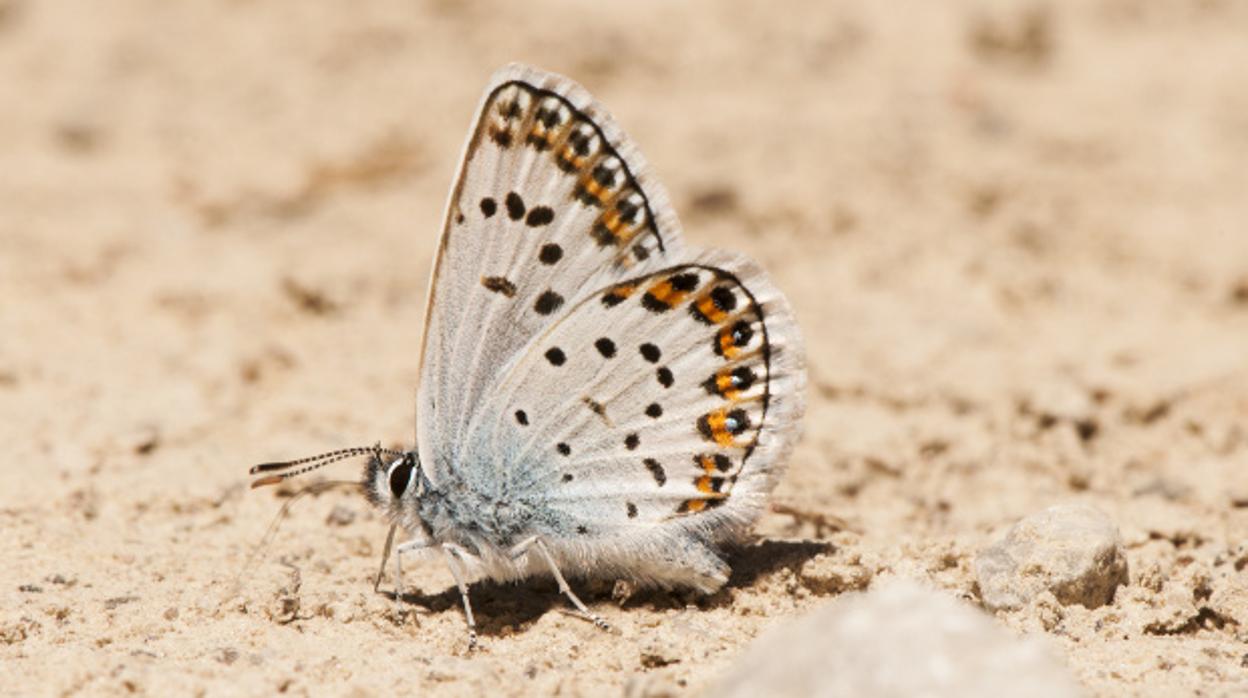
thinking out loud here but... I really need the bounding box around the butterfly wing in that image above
[417,65,806,591]
[416,64,685,483]
[463,249,805,545]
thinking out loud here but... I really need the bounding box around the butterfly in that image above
[251,63,806,647]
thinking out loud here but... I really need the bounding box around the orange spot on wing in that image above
[706,409,735,447]
[528,128,555,148]
[648,280,674,306]
[695,294,728,324]
[602,282,637,307]
[717,328,739,358]
[603,209,624,235]
[582,177,608,204]
[647,280,693,309]
[559,147,585,170]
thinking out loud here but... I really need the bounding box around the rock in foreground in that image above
[975,503,1129,612]
[714,581,1081,698]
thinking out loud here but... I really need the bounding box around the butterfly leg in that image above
[440,543,479,650]
[531,538,611,632]
[506,535,539,560]
[373,523,398,592]
[392,536,431,621]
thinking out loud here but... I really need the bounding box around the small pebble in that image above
[124,424,161,455]
[714,580,1080,698]
[326,505,356,527]
[639,639,682,669]
[976,503,1128,611]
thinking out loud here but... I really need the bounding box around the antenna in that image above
[248,444,405,488]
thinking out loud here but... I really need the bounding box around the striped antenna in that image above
[248,444,405,488]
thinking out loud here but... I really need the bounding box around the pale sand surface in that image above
[2,1,1247,695]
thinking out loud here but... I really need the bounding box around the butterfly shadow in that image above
[386,538,835,635]
[388,580,571,638]
[608,538,837,613]
[725,538,837,588]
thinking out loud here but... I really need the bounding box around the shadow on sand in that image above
[387,538,834,637]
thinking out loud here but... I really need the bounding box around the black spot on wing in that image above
[714,320,756,356]
[526,131,553,151]
[536,105,560,128]
[696,415,713,441]
[617,197,640,224]
[499,100,522,119]
[695,453,733,473]
[590,223,616,247]
[641,293,670,313]
[538,243,563,265]
[480,197,497,218]
[732,366,758,390]
[703,366,758,396]
[568,127,592,156]
[526,206,554,227]
[726,409,750,434]
[670,273,699,292]
[592,162,617,187]
[506,192,526,221]
[481,276,516,297]
[643,458,667,486]
[545,347,567,366]
[534,290,564,315]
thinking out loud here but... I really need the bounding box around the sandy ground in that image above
[3,0,1247,695]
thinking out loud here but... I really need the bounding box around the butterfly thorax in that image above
[365,447,578,559]
[414,477,550,552]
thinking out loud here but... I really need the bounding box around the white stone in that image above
[714,580,1082,698]
[975,503,1128,612]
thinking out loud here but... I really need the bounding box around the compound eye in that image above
[387,457,414,498]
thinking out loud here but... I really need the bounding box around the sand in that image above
[2,0,1246,695]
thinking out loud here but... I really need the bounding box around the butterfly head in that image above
[248,444,421,512]
[362,449,427,513]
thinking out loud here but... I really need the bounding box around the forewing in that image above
[416,64,685,483]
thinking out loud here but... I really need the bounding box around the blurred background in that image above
[2,1,1245,695]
